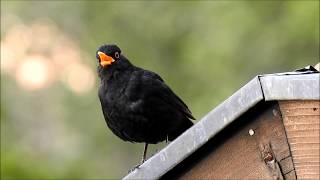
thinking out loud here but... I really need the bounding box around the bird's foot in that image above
[128,159,146,173]
[128,163,141,173]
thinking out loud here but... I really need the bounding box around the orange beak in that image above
[98,51,115,67]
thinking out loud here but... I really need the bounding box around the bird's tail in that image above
[168,119,193,141]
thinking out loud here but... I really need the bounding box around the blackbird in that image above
[96,44,195,166]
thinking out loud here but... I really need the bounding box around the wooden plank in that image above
[279,100,320,180]
[289,136,320,144]
[166,102,296,180]
[283,116,319,125]
[280,101,319,109]
[285,124,320,131]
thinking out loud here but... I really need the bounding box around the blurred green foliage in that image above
[1,1,319,179]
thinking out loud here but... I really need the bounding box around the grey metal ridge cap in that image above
[259,73,320,100]
[259,71,319,76]
[123,77,264,180]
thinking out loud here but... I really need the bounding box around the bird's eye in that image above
[115,52,120,59]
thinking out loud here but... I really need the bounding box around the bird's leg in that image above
[141,143,148,164]
[128,143,149,173]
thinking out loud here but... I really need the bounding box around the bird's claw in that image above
[128,160,145,173]
[128,164,140,173]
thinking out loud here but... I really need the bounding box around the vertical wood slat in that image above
[279,100,320,180]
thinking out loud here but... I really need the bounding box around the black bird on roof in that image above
[96,44,195,167]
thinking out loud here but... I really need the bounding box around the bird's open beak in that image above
[98,51,115,67]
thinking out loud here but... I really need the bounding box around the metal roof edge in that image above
[259,73,320,100]
[123,77,264,180]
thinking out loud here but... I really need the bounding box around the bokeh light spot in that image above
[15,55,54,90]
[1,42,16,73]
[65,63,95,94]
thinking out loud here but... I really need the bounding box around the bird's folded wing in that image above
[141,70,195,120]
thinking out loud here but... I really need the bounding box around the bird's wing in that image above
[140,70,195,120]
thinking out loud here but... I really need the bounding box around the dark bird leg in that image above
[141,143,148,164]
[128,143,149,173]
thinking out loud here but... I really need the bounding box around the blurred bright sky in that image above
[1,1,319,179]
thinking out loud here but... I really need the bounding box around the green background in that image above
[1,1,319,179]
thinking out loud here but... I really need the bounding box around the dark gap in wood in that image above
[283,169,295,175]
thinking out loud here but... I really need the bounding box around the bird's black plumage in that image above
[96,44,194,146]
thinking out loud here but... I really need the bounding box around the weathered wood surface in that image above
[166,103,295,180]
[279,100,320,180]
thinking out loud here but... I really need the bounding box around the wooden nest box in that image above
[125,67,320,180]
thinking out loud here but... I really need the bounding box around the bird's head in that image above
[96,44,122,68]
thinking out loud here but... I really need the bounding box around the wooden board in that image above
[279,100,320,180]
[162,102,296,180]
